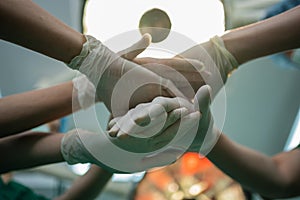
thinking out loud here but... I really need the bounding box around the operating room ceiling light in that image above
[84,0,224,56]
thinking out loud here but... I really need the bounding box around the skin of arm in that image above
[0,131,64,174]
[207,134,300,198]
[186,6,300,198]
[222,5,300,64]
[0,0,85,63]
[0,81,82,138]
[182,5,300,65]
[55,165,112,200]
[0,132,112,199]
[134,6,300,95]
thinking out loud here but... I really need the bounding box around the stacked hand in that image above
[67,34,184,116]
[62,35,228,172]
[62,35,203,173]
[134,35,239,97]
[107,85,220,168]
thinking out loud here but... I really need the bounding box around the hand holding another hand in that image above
[68,34,184,117]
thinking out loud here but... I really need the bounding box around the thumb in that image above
[119,33,152,60]
[194,85,212,114]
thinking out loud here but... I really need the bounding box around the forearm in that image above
[0,0,85,63]
[56,165,113,200]
[0,81,81,137]
[0,131,64,174]
[222,5,300,64]
[207,134,299,198]
[180,6,300,72]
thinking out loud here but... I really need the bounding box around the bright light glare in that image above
[284,109,300,151]
[70,163,90,176]
[84,0,224,44]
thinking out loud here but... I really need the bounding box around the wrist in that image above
[72,75,96,109]
[198,126,221,156]
[67,35,95,70]
[222,31,247,64]
[202,36,239,82]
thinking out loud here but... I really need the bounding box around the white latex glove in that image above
[189,85,220,156]
[71,34,153,110]
[72,74,96,110]
[107,96,201,168]
[204,36,238,81]
[134,35,238,100]
[60,96,198,173]
[107,96,194,152]
[143,85,220,158]
[180,35,239,84]
[107,85,220,167]
[67,34,184,116]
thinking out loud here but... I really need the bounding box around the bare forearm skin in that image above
[207,134,300,198]
[222,6,300,64]
[0,0,85,63]
[55,165,113,200]
[0,81,81,137]
[0,131,64,174]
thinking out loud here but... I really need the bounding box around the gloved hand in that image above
[134,35,239,97]
[188,85,220,156]
[134,57,206,100]
[72,74,96,110]
[146,85,220,156]
[107,96,194,153]
[106,85,220,167]
[106,95,200,169]
[67,34,184,116]
[71,34,153,110]
[196,36,239,82]
[60,97,197,173]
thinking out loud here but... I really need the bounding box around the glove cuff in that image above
[61,129,94,165]
[67,35,100,70]
[72,75,96,109]
[199,125,220,157]
[209,35,239,80]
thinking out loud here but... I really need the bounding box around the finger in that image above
[108,116,120,129]
[185,58,204,72]
[112,103,166,138]
[134,57,204,72]
[194,85,212,113]
[134,115,151,127]
[129,104,168,138]
[153,111,200,146]
[132,103,164,127]
[152,97,179,112]
[108,124,120,137]
[161,78,187,99]
[163,107,189,129]
[152,96,193,115]
[119,33,152,60]
[133,106,189,138]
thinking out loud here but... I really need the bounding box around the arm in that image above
[0,0,84,63]
[0,1,181,115]
[222,5,300,64]
[0,131,64,174]
[181,5,300,65]
[0,131,112,200]
[55,165,112,200]
[135,6,300,94]
[0,34,154,138]
[208,134,300,198]
[190,85,300,198]
[0,81,82,137]
[138,85,300,198]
